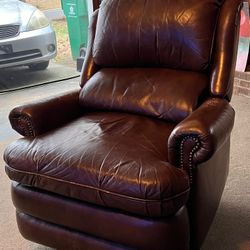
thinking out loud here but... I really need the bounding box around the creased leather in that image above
[168,98,235,167]
[79,68,209,123]
[5,112,189,217]
[93,0,223,71]
[9,90,82,137]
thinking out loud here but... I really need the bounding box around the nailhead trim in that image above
[18,116,34,137]
[180,136,200,184]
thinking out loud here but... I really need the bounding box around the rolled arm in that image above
[9,89,82,137]
[168,98,235,168]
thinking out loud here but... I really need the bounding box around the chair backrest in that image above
[94,0,221,71]
[79,0,242,122]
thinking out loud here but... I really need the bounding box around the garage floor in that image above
[0,63,79,92]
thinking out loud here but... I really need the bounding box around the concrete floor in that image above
[0,79,249,249]
[0,63,79,92]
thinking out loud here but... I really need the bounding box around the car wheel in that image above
[28,61,49,71]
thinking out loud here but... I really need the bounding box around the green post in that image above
[61,0,89,60]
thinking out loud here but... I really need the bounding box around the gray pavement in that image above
[43,8,65,21]
[0,62,79,92]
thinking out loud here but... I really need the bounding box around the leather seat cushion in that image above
[4,112,190,217]
[80,68,208,123]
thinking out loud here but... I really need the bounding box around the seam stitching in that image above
[180,136,200,184]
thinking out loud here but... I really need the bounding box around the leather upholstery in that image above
[12,183,190,250]
[79,68,208,123]
[3,0,242,249]
[210,0,242,100]
[81,0,242,101]
[9,90,81,137]
[93,0,222,71]
[5,112,189,217]
[92,0,100,12]
[17,212,131,250]
[168,98,235,167]
[188,138,230,249]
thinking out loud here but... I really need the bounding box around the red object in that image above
[240,9,250,37]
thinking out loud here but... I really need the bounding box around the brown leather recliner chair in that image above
[4,0,242,249]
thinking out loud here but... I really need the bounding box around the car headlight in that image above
[26,9,50,31]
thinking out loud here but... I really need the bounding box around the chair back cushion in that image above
[79,68,208,123]
[93,0,223,71]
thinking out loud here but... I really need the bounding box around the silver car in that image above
[0,0,57,70]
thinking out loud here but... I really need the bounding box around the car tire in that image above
[28,61,49,71]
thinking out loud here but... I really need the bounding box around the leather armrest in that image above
[9,89,82,137]
[168,98,235,168]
